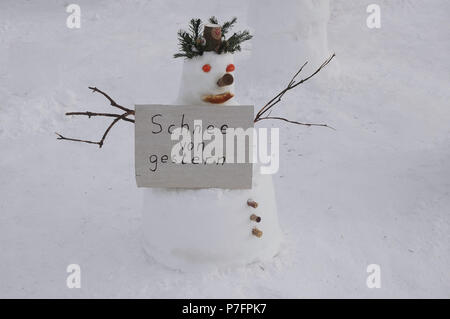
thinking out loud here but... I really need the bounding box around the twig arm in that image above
[88,86,135,114]
[254,54,336,129]
[57,87,135,148]
[97,113,129,147]
[55,133,101,146]
[255,61,309,120]
[256,116,335,130]
[66,111,135,123]
[56,112,131,148]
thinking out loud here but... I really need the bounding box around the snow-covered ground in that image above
[1,0,449,298]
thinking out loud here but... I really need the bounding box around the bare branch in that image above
[56,113,130,148]
[256,116,335,130]
[57,87,135,148]
[290,53,336,89]
[88,86,135,114]
[97,113,129,147]
[255,61,308,121]
[254,54,336,128]
[55,133,102,146]
[66,111,135,123]
[289,61,309,86]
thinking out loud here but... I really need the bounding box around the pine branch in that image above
[221,17,237,36]
[173,52,188,59]
[223,30,252,53]
[209,16,218,25]
[174,17,252,58]
[189,18,202,39]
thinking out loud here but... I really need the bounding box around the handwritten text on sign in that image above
[135,104,254,189]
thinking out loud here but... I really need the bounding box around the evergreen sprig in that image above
[209,16,219,25]
[222,30,252,53]
[174,19,203,59]
[174,17,252,59]
[220,17,237,36]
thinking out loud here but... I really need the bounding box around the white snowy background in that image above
[1,0,449,298]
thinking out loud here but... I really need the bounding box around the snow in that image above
[1,0,450,298]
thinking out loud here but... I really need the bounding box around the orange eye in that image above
[202,64,211,72]
[226,64,235,72]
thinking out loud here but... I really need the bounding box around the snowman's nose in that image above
[217,73,234,87]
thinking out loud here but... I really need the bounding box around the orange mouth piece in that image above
[202,92,234,104]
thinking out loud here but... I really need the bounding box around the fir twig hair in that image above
[174,17,252,59]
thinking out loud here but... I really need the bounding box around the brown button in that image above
[247,199,258,209]
[252,228,263,238]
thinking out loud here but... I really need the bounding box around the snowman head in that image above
[177,51,236,105]
[174,17,252,105]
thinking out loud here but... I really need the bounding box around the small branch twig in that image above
[256,116,335,130]
[66,111,135,123]
[254,53,336,129]
[88,86,135,115]
[56,112,130,148]
[55,133,101,146]
[56,87,135,148]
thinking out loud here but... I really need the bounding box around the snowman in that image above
[56,16,334,272]
[141,18,283,271]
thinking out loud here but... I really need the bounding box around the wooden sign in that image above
[135,104,254,189]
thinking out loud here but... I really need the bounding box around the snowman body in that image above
[141,52,283,271]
